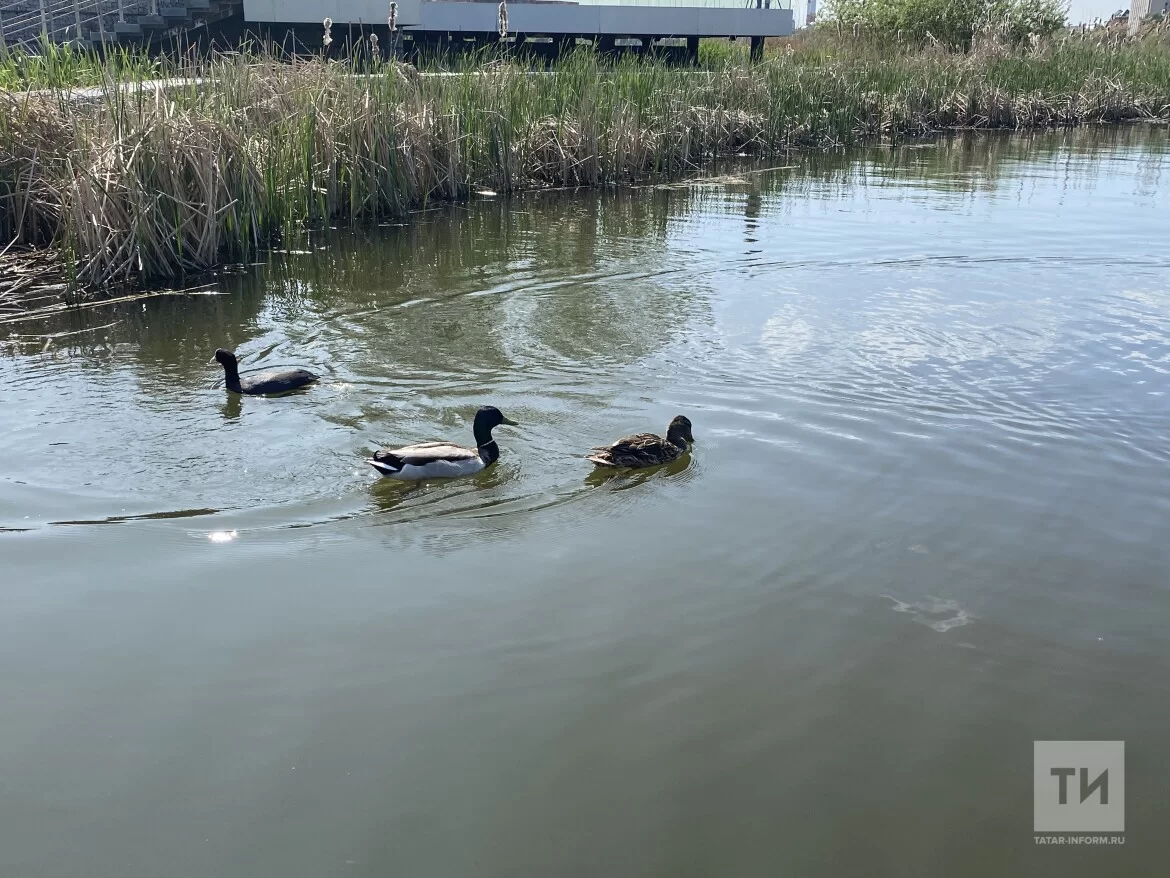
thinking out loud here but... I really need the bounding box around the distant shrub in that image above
[826,0,1068,48]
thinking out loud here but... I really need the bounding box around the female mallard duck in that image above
[214,348,319,395]
[587,415,694,468]
[368,406,519,481]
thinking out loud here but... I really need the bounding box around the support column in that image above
[686,35,699,64]
[96,0,107,46]
[38,0,50,42]
[749,35,763,62]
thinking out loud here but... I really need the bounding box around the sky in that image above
[1065,0,1130,22]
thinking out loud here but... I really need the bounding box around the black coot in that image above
[214,349,319,396]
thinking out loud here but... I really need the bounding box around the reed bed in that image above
[0,38,1168,290]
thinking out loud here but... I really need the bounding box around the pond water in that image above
[3,126,1169,877]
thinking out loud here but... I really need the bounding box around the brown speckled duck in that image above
[586,415,694,469]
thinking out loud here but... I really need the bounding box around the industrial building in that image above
[0,0,795,59]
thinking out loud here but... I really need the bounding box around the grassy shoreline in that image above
[1,35,1168,296]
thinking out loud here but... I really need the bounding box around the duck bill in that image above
[501,417,519,426]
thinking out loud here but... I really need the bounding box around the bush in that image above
[826,0,1068,48]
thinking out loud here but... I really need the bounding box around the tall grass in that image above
[0,38,170,91]
[0,37,1168,289]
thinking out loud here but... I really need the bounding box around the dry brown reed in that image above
[0,39,1166,292]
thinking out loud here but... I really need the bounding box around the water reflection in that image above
[0,125,1168,538]
[51,507,221,527]
[368,459,512,514]
[583,454,695,489]
[220,393,242,421]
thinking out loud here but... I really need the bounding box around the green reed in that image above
[0,35,1167,288]
[0,38,170,90]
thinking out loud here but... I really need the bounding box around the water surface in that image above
[3,126,1170,877]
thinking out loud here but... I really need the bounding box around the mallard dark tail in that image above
[368,451,404,475]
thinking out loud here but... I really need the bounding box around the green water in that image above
[3,127,1169,877]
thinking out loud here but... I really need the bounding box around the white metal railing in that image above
[0,0,149,45]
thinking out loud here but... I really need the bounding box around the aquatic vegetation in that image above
[0,38,171,91]
[0,38,1167,289]
[825,0,1067,49]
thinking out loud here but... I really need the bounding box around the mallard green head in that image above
[473,406,518,446]
[666,415,694,447]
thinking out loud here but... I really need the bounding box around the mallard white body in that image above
[368,442,491,480]
[368,407,517,481]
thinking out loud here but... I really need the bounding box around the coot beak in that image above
[501,416,519,426]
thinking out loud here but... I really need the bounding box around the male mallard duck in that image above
[368,406,519,480]
[214,348,319,395]
[586,415,694,468]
